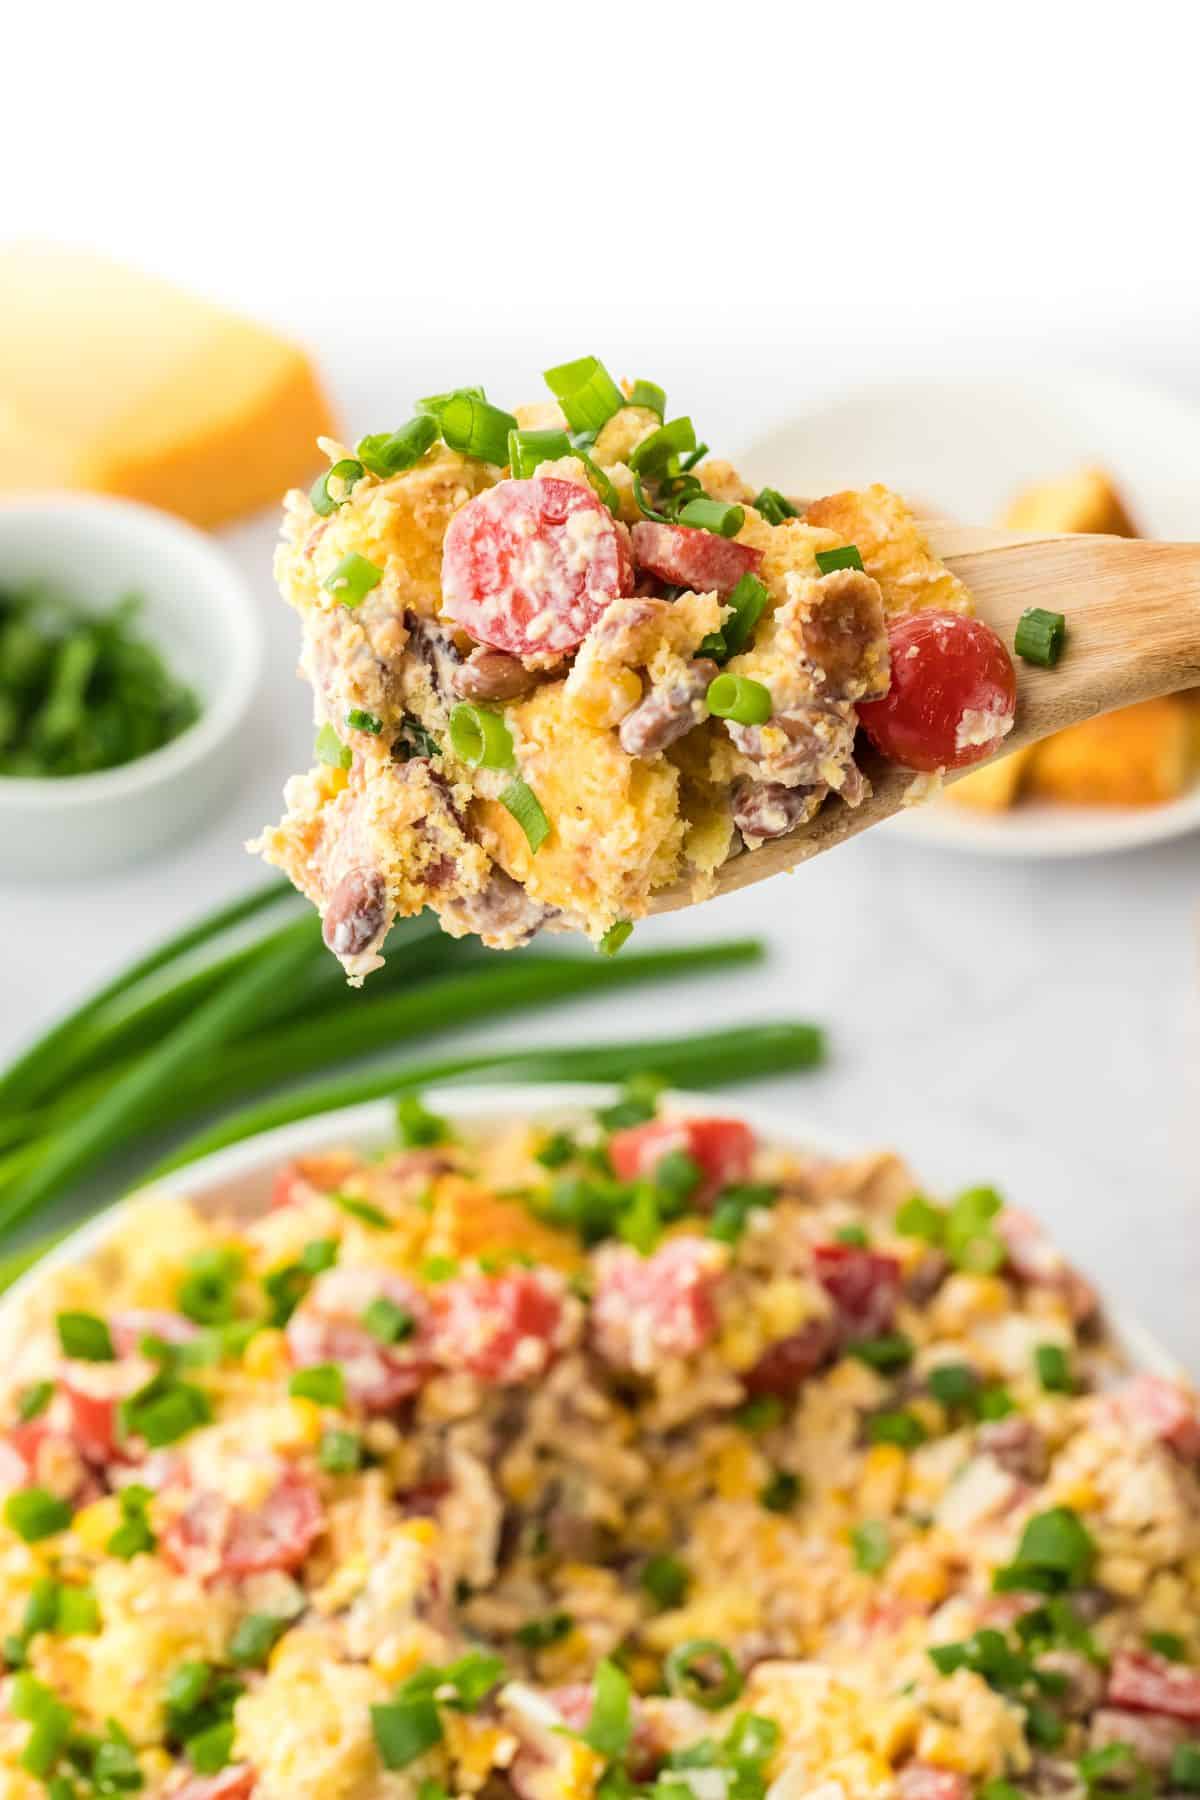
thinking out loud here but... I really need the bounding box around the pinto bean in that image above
[403,609,462,700]
[440,869,556,948]
[1036,1649,1106,1717]
[728,699,858,786]
[793,567,890,702]
[618,659,717,759]
[976,1415,1048,1482]
[732,779,826,847]
[452,647,541,703]
[323,868,389,961]
[1089,1708,1189,1774]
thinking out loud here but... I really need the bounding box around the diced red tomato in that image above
[895,1764,971,1800]
[173,1769,257,1800]
[442,477,632,658]
[857,611,1016,773]
[1108,1650,1200,1720]
[812,1242,901,1339]
[998,1208,1097,1324]
[269,1151,358,1209]
[433,1269,567,1383]
[163,1469,323,1581]
[630,521,763,598]
[0,1420,52,1491]
[109,1309,200,1358]
[743,1316,838,1396]
[607,1116,755,1210]
[286,1268,434,1411]
[1109,1374,1200,1461]
[59,1380,121,1464]
[590,1238,724,1374]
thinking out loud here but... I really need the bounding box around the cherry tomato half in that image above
[858,611,1016,773]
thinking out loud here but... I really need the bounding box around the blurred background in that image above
[1,7,1196,1359]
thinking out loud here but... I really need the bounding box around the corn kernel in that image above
[398,1517,438,1549]
[71,1497,122,1554]
[280,1397,323,1448]
[244,1328,287,1379]
[915,1724,969,1772]
[714,1436,763,1502]
[860,1444,906,1517]
[1097,1554,1149,1598]
[1054,1478,1099,1512]
[572,666,643,729]
[371,1634,428,1684]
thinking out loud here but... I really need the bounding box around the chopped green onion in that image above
[54,1584,100,1636]
[229,1611,288,1669]
[848,1331,914,1371]
[754,487,800,526]
[331,1189,391,1229]
[575,447,621,517]
[599,920,633,956]
[543,356,625,434]
[319,1426,362,1474]
[815,544,865,575]
[895,1193,945,1242]
[867,1410,927,1449]
[978,1384,1016,1420]
[289,1363,345,1406]
[629,416,697,476]
[439,392,519,466]
[314,723,352,770]
[945,1185,1005,1273]
[701,571,769,663]
[16,1677,72,1776]
[507,426,572,478]
[396,1092,449,1146]
[107,1492,157,1560]
[628,380,667,418]
[1015,607,1067,668]
[323,552,383,608]
[1035,1343,1073,1393]
[677,496,745,538]
[1171,1745,1200,1791]
[665,1639,744,1710]
[642,1552,689,1609]
[346,708,383,736]
[17,1380,54,1422]
[178,1247,242,1326]
[1147,1631,1188,1661]
[21,1576,62,1641]
[187,1718,237,1773]
[706,673,772,727]
[708,1183,776,1245]
[837,1224,870,1246]
[55,1310,114,1362]
[736,1395,784,1433]
[760,1469,802,1512]
[535,1130,575,1169]
[310,457,364,517]
[122,1379,211,1447]
[421,1254,459,1283]
[372,1694,443,1769]
[357,415,440,479]
[679,442,710,472]
[980,1784,1024,1800]
[416,385,486,415]
[448,702,515,771]
[581,1657,633,1758]
[5,1486,72,1541]
[851,1520,891,1572]
[514,1611,573,1649]
[617,1182,662,1255]
[994,1507,1096,1593]
[928,1362,980,1408]
[501,778,551,852]
[362,1296,415,1344]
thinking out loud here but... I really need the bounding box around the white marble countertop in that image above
[2,325,1197,1370]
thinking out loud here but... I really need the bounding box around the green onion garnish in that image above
[1015,607,1067,668]
[599,920,633,956]
[514,1611,573,1649]
[848,1331,914,1371]
[736,1395,784,1433]
[13,1672,73,1776]
[121,1378,211,1447]
[978,1384,1016,1420]
[315,723,352,770]
[439,392,519,466]
[851,1520,891,1572]
[754,487,800,526]
[310,458,364,517]
[760,1469,802,1512]
[895,1193,944,1241]
[188,1718,237,1774]
[706,673,772,727]
[945,1185,1005,1273]
[178,1247,242,1326]
[346,708,383,736]
[815,544,865,575]
[106,1485,156,1559]
[927,1362,980,1408]
[357,414,439,479]
[665,1639,744,1711]
[575,447,621,517]
[372,1695,443,1769]
[323,552,382,608]
[676,496,745,539]
[17,1380,54,1422]
[54,1583,100,1636]
[994,1506,1095,1593]
[396,1092,449,1146]
[416,385,487,415]
[501,778,551,852]
[1035,1343,1073,1393]
[229,1611,288,1669]
[448,702,515,771]
[628,379,667,418]
[641,1552,689,1609]
[867,1409,927,1449]
[421,1254,459,1283]
[837,1224,870,1246]
[628,415,697,476]
[331,1189,390,1229]
[701,571,769,664]
[1171,1745,1200,1791]
[507,426,572,478]
[362,1296,415,1344]
[580,1657,633,1758]
[55,1310,114,1361]
[289,1363,345,1407]
[1147,1631,1188,1661]
[5,1486,72,1542]
[543,356,625,434]
[319,1427,362,1474]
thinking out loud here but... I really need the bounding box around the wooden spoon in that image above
[651,525,1200,910]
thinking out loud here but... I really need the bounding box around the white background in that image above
[2,7,1197,1358]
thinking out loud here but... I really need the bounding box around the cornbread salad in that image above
[254,360,1019,973]
[4,1095,1200,1800]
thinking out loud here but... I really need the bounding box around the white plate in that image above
[0,1084,1180,1381]
[737,371,1200,859]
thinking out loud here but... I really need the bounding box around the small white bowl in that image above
[0,495,263,876]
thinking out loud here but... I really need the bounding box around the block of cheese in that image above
[0,245,336,526]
